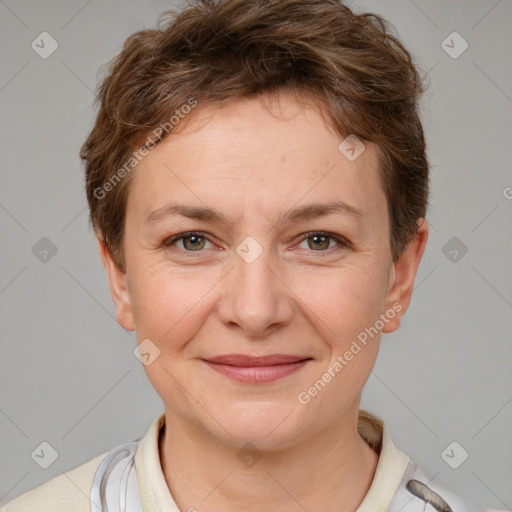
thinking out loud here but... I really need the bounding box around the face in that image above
[99,93,428,449]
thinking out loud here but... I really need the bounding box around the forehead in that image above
[127,94,387,229]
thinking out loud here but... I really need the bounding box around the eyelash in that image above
[163,230,351,256]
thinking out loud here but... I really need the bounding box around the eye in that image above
[163,231,213,252]
[297,231,349,253]
[163,230,350,256]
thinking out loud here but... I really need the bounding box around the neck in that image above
[159,405,379,512]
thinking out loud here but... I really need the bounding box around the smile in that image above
[201,355,312,383]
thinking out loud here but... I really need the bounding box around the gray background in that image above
[1,0,511,509]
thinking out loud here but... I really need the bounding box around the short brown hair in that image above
[81,0,429,271]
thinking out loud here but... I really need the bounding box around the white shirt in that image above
[0,409,498,511]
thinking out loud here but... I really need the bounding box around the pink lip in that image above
[202,354,312,383]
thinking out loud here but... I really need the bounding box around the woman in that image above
[1,0,500,510]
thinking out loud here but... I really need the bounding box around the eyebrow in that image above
[144,200,364,228]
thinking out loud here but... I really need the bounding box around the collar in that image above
[134,409,410,511]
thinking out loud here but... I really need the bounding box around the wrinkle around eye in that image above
[160,231,353,263]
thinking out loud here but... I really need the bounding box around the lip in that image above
[201,354,312,383]
[203,354,310,366]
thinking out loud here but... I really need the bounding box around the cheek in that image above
[293,267,384,407]
[292,262,386,392]
[128,260,221,346]
[293,261,387,343]
[128,264,220,405]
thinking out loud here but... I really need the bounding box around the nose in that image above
[217,242,294,338]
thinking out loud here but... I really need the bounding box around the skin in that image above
[98,92,428,512]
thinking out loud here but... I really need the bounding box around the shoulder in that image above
[0,451,107,512]
[357,410,505,512]
[389,459,505,512]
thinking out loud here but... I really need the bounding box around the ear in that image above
[382,218,429,333]
[96,235,136,331]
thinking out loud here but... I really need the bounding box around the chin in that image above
[206,400,306,450]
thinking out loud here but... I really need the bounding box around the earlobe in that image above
[382,218,429,334]
[96,235,136,331]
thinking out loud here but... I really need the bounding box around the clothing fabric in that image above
[0,410,497,511]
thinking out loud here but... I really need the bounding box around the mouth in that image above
[201,354,313,383]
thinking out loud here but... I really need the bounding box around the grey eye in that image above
[181,234,206,251]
